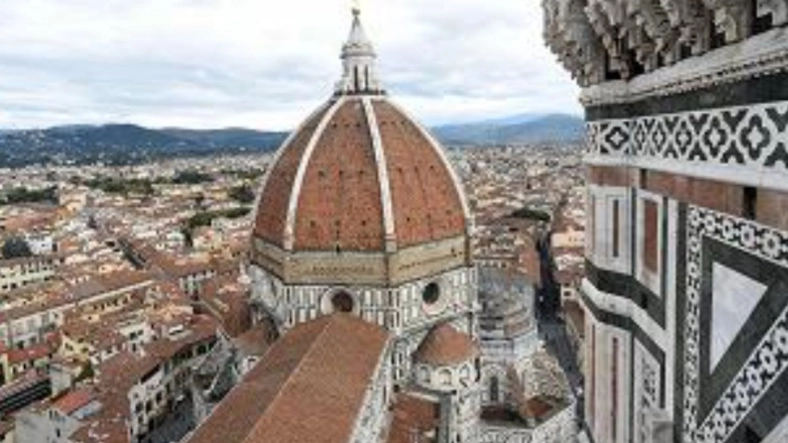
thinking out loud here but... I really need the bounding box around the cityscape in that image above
[0,1,787,443]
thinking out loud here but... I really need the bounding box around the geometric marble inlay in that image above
[710,262,767,371]
[586,101,788,173]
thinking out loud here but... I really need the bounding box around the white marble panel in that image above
[710,262,767,370]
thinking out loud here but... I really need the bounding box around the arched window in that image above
[422,282,440,305]
[353,66,360,92]
[490,376,500,403]
[331,291,354,313]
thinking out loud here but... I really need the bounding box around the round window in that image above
[422,282,440,305]
[331,292,354,313]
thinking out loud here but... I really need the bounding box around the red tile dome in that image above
[252,96,470,253]
[414,322,479,366]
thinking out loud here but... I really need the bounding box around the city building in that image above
[544,1,788,443]
[0,254,63,293]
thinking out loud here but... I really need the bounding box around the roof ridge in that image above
[362,96,396,253]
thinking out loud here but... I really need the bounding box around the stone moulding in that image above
[251,235,469,286]
[580,26,788,106]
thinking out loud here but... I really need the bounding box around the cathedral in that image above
[187,8,576,443]
[543,1,788,443]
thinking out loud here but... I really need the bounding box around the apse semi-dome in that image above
[250,8,472,287]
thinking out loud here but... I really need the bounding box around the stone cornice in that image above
[543,0,788,89]
[581,26,788,106]
[251,235,470,287]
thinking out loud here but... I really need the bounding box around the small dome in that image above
[414,323,479,366]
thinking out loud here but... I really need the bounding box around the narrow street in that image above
[146,395,196,443]
[535,230,588,438]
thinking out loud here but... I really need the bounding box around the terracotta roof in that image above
[414,322,479,366]
[52,389,95,416]
[386,393,439,443]
[97,351,159,398]
[200,274,252,337]
[372,100,466,247]
[293,99,385,251]
[7,341,53,365]
[252,96,467,252]
[188,314,389,443]
[232,324,276,358]
[253,104,331,246]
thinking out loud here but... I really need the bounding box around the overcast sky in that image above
[0,0,580,130]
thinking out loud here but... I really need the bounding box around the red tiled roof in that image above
[254,104,330,246]
[373,100,466,248]
[53,389,95,416]
[188,314,389,443]
[294,100,385,251]
[386,393,439,443]
[7,341,52,365]
[414,322,479,366]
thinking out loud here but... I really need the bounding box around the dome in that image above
[251,8,470,267]
[253,97,468,252]
[414,322,479,367]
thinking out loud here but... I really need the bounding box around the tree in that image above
[194,193,206,211]
[75,360,95,382]
[181,227,194,249]
[510,207,551,223]
[173,170,213,185]
[228,185,256,204]
[2,237,32,259]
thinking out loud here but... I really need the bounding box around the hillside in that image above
[0,125,287,167]
[0,113,584,167]
[432,114,584,146]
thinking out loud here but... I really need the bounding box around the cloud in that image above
[0,0,580,129]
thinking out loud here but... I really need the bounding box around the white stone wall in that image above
[479,332,540,406]
[251,265,477,337]
[586,319,631,443]
[633,341,662,443]
[587,184,631,275]
[480,403,577,443]
[349,349,392,443]
[15,406,84,443]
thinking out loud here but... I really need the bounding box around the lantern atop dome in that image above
[336,5,384,95]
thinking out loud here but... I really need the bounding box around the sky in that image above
[0,0,581,130]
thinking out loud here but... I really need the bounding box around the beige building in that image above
[0,255,63,293]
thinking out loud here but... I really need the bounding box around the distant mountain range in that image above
[432,113,584,146]
[0,113,583,167]
[0,124,288,167]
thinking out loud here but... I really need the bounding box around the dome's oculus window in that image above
[331,291,354,313]
[422,282,441,305]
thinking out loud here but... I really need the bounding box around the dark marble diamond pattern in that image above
[587,102,788,173]
[683,206,788,443]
